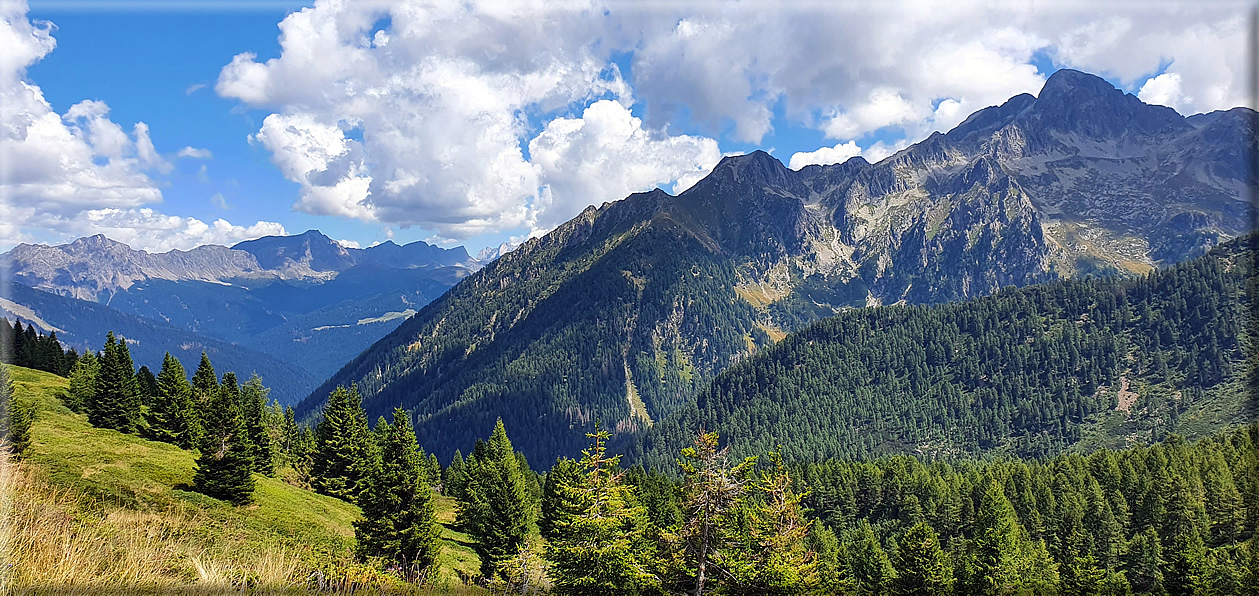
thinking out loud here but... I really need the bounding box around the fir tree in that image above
[310,386,375,503]
[354,408,442,583]
[192,382,255,504]
[545,425,660,595]
[459,419,536,581]
[147,353,199,448]
[239,375,275,476]
[891,521,952,596]
[64,351,98,414]
[90,332,140,433]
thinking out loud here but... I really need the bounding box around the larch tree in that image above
[354,408,442,583]
[966,480,1022,596]
[678,430,754,596]
[890,521,952,596]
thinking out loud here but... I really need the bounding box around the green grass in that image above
[8,365,484,594]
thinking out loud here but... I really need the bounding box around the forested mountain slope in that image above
[634,236,1257,467]
[305,69,1255,464]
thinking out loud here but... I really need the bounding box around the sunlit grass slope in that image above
[4,365,481,595]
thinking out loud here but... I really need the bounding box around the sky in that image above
[0,0,1253,256]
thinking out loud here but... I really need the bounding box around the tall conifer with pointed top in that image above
[458,418,535,580]
[193,381,255,504]
[1,364,33,459]
[147,353,199,448]
[354,408,442,582]
[64,350,98,414]
[91,332,140,433]
[891,521,952,596]
[239,374,275,476]
[190,352,218,429]
[311,386,375,503]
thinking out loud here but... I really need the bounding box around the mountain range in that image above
[2,230,479,403]
[303,69,1256,464]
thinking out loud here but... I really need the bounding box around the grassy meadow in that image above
[2,365,483,595]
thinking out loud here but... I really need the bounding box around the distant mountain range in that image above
[303,69,1256,464]
[2,230,480,403]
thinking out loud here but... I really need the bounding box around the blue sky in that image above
[3,0,1250,255]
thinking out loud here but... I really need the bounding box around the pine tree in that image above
[192,382,255,504]
[890,521,952,596]
[90,332,140,433]
[64,351,98,414]
[545,425,660,595]
[147,353,199,448]
[310,386,376,503]
[459,419,536,581]
[239,375,275,476]
[967,480,1022,596]
[354,408,442,583]
[2,364,33,459]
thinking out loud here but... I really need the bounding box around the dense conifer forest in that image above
[635,236,1256,467]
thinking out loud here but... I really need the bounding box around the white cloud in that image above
[210,192,230,209]
[527,100,720,230]
[177,146,213,159]
[185,82,206,95]
[788,141,862,170]
[0,1,288,252]
[1137,72,1189,111]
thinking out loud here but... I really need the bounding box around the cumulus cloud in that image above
[527,100,721,229]
[0,1,283,252]
[215,0,1247,242]
[788,141,863,170]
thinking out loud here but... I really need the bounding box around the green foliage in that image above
[808,519,858,594]
[190,351,219,429]
[145,352,200,448]
[89,332,141,432]
[850,519,896,595]
[63,350,97,414]
[193,380,256,504]
[720,451,816,594]
[240,374,275,476]
[966,481,1023,595]
[2,364,33,458]
[458,419,536,581]
[310,386,376,503]
[545,426,662,595]
[639,239,1254,465]
[891,521,952,596]
[677,430,755,596]
[539,456,584,542]
[1,318,78,376]
[354,408,442,583]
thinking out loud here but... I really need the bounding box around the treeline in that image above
[302,391,1259,593]
[59,331,305,504]
[1,319,79,377]
[637,236,1253,466]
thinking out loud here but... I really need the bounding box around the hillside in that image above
[4,366,481,593]
[304,69,1255,465]
[633,236,1257,467]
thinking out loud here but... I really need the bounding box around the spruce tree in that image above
[850,519,896,595]
[539,456,584,542]
[1123,527,1164,594]
[190,352,218,427]
[310,386,375,503]
[890,521,952,596]
[545,425,660,595]
[192,382,255,504]
[808,520,858,595]
[458,419,536,581]
[967,480,1022,596]
[90,332,140,433]
[64,351,98,414]
[239,375,275,476]
[148,353,199,448]
[445,449,468,498]
[1,364,33,459]
[354,408,442,583]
